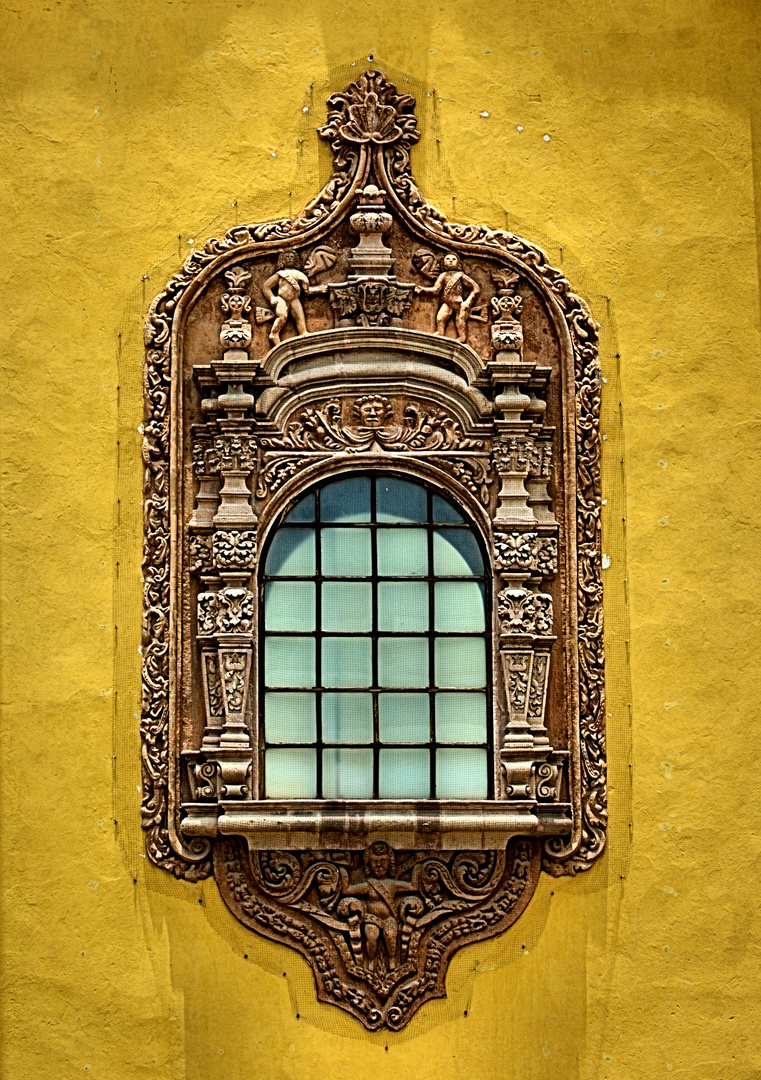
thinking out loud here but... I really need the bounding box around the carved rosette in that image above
[141,69,605,1025]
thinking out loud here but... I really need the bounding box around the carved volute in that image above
[142,70,605,1030]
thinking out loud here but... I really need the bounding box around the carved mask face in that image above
[357,397,386,426]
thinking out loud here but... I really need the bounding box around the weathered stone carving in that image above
[497,587,553,635]
[257,247,337,344]
[220,266,253,351]
[264,396,484,453]
[213,530,257,570]
[414,251,481,342]
[142,70,605,1025]
[216,836,540,1030]
[490,268,524,355]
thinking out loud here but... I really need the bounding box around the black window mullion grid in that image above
[370,479,379,798]
[260,474,493,801]
[315,486,323,798]
[427,487,436,800]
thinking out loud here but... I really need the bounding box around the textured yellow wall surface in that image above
[2,1,760,1077]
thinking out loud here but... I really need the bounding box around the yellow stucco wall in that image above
[2,1,759,1077]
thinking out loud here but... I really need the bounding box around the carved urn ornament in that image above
[142,70,605,1030]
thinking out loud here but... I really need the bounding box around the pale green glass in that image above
[284,493,315,522]
[264,581,316,631]
[436,748,488,799]
[376,477,427,523]
[265,528,316,577]
[322,582,372,632]
[378,581,429,632]
[434,581,485,632]
[321,636,372,687]
[435,692,487,743]
[378,636,429,687]
[378,693,430,743]
[431,494,465,523]
[322,692,373,743]
[264,692,317,743]
[434,637,486,687]
[320,477,371,522]
[379,749,430,798]
[264,636,316,687]
[432,529,483,576]
[377,528,428,576]
[321,527,372,576]
[265,748,316,798]
[322,748,373,798]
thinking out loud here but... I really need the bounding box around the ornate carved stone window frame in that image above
[142,71,605,1029]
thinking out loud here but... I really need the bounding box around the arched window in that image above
[261,474,491,800]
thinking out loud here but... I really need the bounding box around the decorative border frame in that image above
[141,71,604,887]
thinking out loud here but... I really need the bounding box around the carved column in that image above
[489,269,561,802]
[188,266,259,801]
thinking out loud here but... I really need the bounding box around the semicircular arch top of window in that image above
[261,475,491,801]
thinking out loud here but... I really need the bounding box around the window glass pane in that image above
[379,749,430,798]
[264,692,317,743]
[322,582,372,632]
[432,529,483,576]
[434,581,485,632]
[322,693,373,743]
[377,528,428,576]
[435,692,487,743]
[320,477,371,522]
[321,527,372,576]
[376,478,427,523]
[378,693,430,743]
[284,493,315,522]
[436,748,487,799]
[434,637,486,687]
[322,636,372,687]
[265,748,316,798]
[322,748,373,797]
[431,494,465,523]
[378,581,429,632]
[265,636,316,687]
[264,581,316,631]
[265,528,316,577]
[378,636,429,687]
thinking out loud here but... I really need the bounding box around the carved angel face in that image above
[365,841,394,878]
[443,253,461,271]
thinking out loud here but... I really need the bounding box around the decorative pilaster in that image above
[188,266,259,795]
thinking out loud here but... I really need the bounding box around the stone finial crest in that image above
[319,70,420,149]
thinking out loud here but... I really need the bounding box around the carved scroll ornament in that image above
[142,70,605,1026]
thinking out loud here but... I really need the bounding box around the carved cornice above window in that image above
[142,70,605,1029]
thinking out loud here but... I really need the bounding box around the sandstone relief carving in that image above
[142,69,605,1028]
[257,246,337,344]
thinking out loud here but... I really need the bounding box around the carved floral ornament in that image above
[142,71,605,1030]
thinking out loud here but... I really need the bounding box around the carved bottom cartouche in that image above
[215,837,540,1030]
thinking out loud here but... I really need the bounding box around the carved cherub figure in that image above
[258,247,336,346]
[413,252,480,343]
[342,842,417,971]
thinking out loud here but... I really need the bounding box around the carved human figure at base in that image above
[343,842,417,971]
[415,252,480,343]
